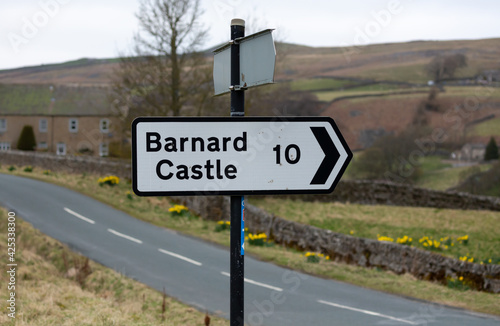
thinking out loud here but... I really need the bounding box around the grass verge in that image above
[1,165,499,316]
[0,208,228,325]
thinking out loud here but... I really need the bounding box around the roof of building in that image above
[0,83,114,116]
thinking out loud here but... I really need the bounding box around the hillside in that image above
[0,58,118,85]
[276,38,500,82]
[1,38,499,149]
[322,87,500,150]
[2,38,499,85]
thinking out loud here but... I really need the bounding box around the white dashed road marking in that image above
[107,228,143,244]
[317,299,418,325]
[64,207,95,224]
[221,272,283,292]
[158,248,203,266]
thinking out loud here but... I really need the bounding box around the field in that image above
[415,156,493,191]
[0,208,228,325]
[1,165,499,316]
[249,197,500,265]
[470,117,500,138]
[289,78,357,92]
[314,85,429,102]
[344,152,495,192]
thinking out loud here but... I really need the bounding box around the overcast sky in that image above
[1,0,499,70]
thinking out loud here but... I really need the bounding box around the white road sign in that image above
[132,117,352,196]
[213,29,276,96]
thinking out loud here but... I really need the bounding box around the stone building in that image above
[453,143,486,161]
[0,114,121,156]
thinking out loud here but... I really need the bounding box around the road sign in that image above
[213,29,276,95]
[132,116,352,196]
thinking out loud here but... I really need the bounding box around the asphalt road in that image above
[1,173,499,326]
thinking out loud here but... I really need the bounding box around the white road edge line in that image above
[64,207,95,224]
[158,248,202,266]
[317,299,418,325]
[107,228,143,244]
[221,272,283,292]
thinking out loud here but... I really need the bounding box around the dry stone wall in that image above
[180,196,500,293]
[272,179,500,211]
[244,204,500,293]
[0,150,131,180]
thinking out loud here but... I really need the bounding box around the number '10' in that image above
[273,144,301,164]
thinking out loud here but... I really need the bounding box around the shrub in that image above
[23,166,33,172]
[484,137,499,161]
[349,129,425,183]
[17,125,37,151]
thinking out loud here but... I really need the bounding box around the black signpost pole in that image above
[229,18,245,326]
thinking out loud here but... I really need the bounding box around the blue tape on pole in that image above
[241,196,245,256]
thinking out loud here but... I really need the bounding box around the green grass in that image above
[469,117,500,137]
[314,86,428,102]
[442,86,500,99]
[289,78,357,91]
[339,151,362,180]
[0,208,228,326]
[419,156,452,172]
[346,154,492,191]
[415,156,493,191]
[346,83,408,92]
[1,166,499,316]
[484,182,500,197]
[414,156,456,191]
[358,63,429,83]
[416,163,492,191]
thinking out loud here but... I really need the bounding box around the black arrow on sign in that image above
[310,127,340,185]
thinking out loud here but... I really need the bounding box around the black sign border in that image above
[132,116,353,196]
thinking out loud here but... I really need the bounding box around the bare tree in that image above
[350,129,429,183]
[244,84,320,116]
[426,53,467,82]
[111,0,210,125]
